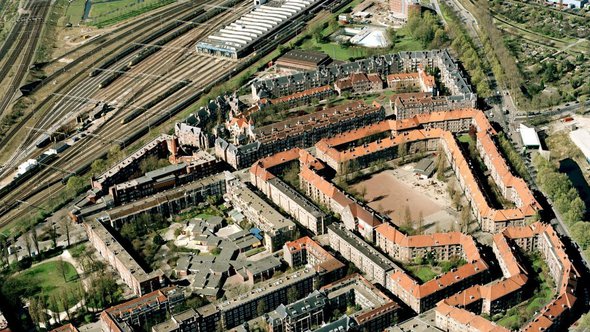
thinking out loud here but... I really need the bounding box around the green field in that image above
[90,0,138,18]
[1,261,81,311]
[64,0,87,25]
[90,0,175,27]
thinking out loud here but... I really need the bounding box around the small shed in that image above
[413,157,435,179]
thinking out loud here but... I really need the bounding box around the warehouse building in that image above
[275,49,332,71]
[196,0,323,58]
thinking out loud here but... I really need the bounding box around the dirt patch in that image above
[352,164,460,233]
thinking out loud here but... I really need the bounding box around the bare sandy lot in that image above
[352,164,460,233]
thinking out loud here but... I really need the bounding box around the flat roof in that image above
[267,177,326,217]
[570,129,590,160]
[328,223,397,270]
[519,123,541,147]
[277,49,330,65]
[216,267,316,311]
[229,182,296,233]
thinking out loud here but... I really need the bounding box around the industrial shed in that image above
[196,0,322,58]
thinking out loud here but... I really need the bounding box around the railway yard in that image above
[0,0,254,230]
[1,0,590,330]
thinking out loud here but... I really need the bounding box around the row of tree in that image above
[533,155,590,259]
[440,3,492,98]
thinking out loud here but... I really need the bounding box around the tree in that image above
[49,294,61,324]
[56,258,67,282]
[359,185,367,200]
[417,211,424,235]
[436,149,446,181]
[61,219,71,247]
[31,226,40,256]
[398,141,407,161]
[386,28,397,46]
[0,235,7,266]
[570,222,590,250]
[91,159,108,175]
[49,224,58,248]
[403,205,413,233]
[59,289,72,321]
[256,300,267,317]
[28,296,41,326]
[139,155,169,173]
[460,206,471,233]
[108,145,125,163]
[66,176,87,196]
[24,233,32,258]
[287,286,298,303]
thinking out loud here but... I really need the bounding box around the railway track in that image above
[0,0,249,227]
[0,0,50,114]
[0,1,208,173]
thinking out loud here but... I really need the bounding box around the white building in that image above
[519,124,541,149]
[570,129,590,163]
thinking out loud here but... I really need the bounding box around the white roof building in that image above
[196,0,319,58]
[569,129,590,163]
[519,123,541,149]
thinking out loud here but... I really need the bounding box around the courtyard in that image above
[352,163,461,233]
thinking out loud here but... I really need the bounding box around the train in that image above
[97,65,130,89]
[0,151,58,200]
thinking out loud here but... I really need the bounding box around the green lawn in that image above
[497,314,519,328]
[89,0,174,27]
[2,261,81,311]
[407,265,438,283]
[90,0,139,18]
[458,134,473,144]
[65,0,87,25]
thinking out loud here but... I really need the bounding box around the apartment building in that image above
[321,274,400,331]
[375,224,480,263]
[82,174,226,227]
[217,267,318,329]
[434,222,580,332]
[100,287,184,332]
[215,101,385,170]
[313,109,540,233]
[175,122,210,150]
[92,135,172,193]
[152,309,200,332]
[85,218,165,296]
[267,290,328,332]
[392,93,476,120]
[225,173,296,252]
[252,50,473,102]
[327,223,398,286]
[283,236,345,283]
[250,149,329,235]
[262,85,336,108]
